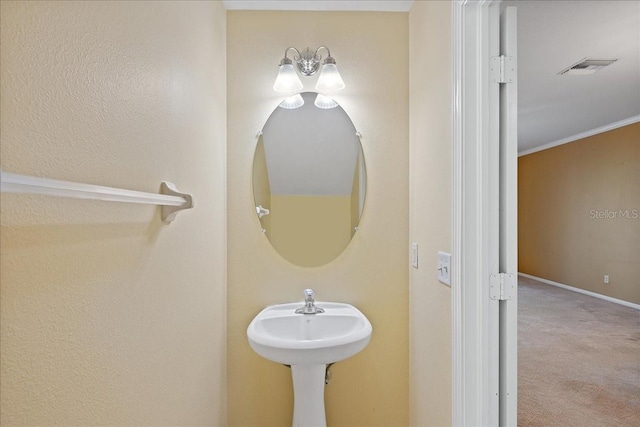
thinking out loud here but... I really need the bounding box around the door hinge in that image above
[489,273,516,300]
[490,55,516,84]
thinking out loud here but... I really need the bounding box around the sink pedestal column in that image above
[291,364,327,427]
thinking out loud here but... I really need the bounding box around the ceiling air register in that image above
[558,57,618,75]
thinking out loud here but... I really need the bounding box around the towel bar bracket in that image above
[160,182,194,223]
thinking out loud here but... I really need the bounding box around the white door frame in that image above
[498,7,518,426]
[451,1,507,425]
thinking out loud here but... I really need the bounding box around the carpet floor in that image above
[518,276,640,427]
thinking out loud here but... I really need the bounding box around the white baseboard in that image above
[518,273,640,311]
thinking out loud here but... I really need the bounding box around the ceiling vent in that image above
[558,58,618,75]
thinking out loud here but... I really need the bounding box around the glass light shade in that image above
[278,93,305,109]
[315,63,345,93]
[314,93,339,109]
[273,64,304,94]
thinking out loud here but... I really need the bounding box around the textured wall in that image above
[519,123,640,304]
[409,2,453,425]
[0,1,227,425]
[227,11,409,427]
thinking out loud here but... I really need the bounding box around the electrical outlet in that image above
[437,251,451,286]
[604,275,609,284]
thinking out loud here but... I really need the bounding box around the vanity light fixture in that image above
[273,46,345,95]
[273,56,303,94]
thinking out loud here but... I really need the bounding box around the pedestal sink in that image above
[247,296,372,427]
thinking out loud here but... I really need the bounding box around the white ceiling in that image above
[505,0,640,154]
[226,0,640,154]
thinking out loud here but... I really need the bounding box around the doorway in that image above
[508,1,640,425]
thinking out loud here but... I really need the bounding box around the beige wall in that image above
[519,123,640,304]
[227,11,409,427]
[409,2,453,426]
[0,2,227,425]
[270,194,351,267]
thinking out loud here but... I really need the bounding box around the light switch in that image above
[411,243,419,269]
[437,251,451,286]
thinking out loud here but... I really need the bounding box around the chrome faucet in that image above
[295,289,325,314]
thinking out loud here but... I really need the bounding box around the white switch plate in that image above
[411,243,419,268]
[437,251,451,286]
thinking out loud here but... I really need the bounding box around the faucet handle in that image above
[303,288,315,302]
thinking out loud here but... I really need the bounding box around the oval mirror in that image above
[253,92,366,267]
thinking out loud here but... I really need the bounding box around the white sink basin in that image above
[247,302,372,366]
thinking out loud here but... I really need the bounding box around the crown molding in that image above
[222,1,413,12]
[519,115,640,157]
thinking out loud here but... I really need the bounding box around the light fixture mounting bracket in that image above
[296,48,321,76]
